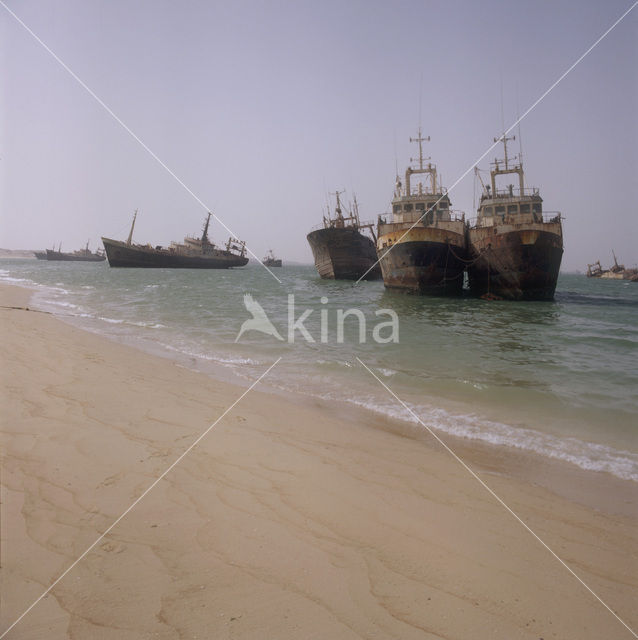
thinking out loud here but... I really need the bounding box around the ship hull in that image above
[34,252,48,260]
[263,259,282,267]
[306,228,381,280]
[101,238,248,269]
[467,227,563,300]
[46,250,106,262]
[377,226,467,295]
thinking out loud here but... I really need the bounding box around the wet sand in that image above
[1,283,636,639]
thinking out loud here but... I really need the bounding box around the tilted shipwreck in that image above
[102,211,248,269]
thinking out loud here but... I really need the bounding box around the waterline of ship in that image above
[1,260,636,482]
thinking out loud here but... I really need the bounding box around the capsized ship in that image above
[102,211,248,269]
[307,191,381,280]
[587,253,638,281]
[467,134,563,300]
[262,249,282,267]
[46,242,106,262]
[376,129,467,295]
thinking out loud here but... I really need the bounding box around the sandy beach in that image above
[1,282,636,639]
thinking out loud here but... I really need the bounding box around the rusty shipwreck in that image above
[307,191,381,280]
[467,133,563,300]
[102,211,248,269]
[376,129,467,295]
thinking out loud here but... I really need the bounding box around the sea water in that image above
[2,259,637,482]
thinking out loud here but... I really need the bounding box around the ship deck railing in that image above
[468,211,562,226]
[377,210,466,226]
[309,219,377,232]
[482,186,541,198]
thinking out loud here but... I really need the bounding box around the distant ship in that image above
[46,242,106,262]
[307,191,381,280]
[587,252,638,281]
[102,211,248,269]
[34,251,47,260]
[262,249,282,267]
[467,133,563,300]
[376,129,467,295]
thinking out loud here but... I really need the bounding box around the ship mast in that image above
[126,209,138,246]
[405,128,437,195]
[491,133,524,195]
[201,212,212,244]
[331,189,346,228]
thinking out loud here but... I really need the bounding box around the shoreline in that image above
[1,282,637,638]
[17,279,638,515]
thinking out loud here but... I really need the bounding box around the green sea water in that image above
[2,259,637,481]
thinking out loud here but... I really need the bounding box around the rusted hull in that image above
[377,225,468,295]
[101,238,248,269]
[378,240,467,295]
[468,228,563,300]
[307,228,381,280]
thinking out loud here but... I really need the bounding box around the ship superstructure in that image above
[467,134,563,300]
[376,129,467,294]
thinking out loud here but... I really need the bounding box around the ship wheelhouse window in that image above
[495,206,505,214]
[507,205,518,215]
[483,206,493,216]
[438,200,449,209]
[532,203,542,213]
[393,205,401,213]
[426,202,435,211]
[404,204,413,212]
[520,204,531,213]
[416,203,425,210]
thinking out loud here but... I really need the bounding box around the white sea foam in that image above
[337,394,638,482]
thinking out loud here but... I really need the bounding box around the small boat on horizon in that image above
[307,191,381,280]
[262,249,282,267]
[101,211,248,269]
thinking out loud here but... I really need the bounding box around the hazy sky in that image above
[1,0,636,270]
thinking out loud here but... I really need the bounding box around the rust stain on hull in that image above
[468,227,563,300]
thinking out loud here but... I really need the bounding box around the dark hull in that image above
[102,237,248,269]
[468,228,563,300]
[263,259,282,267]
[34,252,47,260]
[378,240,467,295]
[46,249,106,262]
[307,228,381,280]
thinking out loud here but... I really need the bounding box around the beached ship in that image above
[467,134,563,300]
[46,242,106,262]
[587,252,638,281]
[262,250,282,267]
[102,211,248,269]
[376,130,467,295]
[307,191,381,280]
